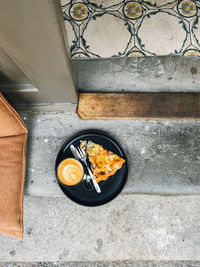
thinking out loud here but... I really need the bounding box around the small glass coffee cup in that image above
[57,158,84,186]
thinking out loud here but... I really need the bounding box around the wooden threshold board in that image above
[78,93,200,120]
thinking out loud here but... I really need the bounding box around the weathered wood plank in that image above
[78,93,200,120]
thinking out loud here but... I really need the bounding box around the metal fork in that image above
[70,145,93,191]
[76,146,101,193]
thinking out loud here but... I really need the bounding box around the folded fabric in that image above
[0,93,28,238]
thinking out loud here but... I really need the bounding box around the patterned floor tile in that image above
[61,0,200,57]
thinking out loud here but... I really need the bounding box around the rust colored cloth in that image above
[0,93,28,238]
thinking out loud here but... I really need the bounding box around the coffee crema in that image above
[57,158,84,186]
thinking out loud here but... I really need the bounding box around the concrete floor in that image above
[21,106,200,196]
[1,261,200,266]
[0,105,200,265]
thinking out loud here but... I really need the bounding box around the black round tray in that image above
[55,130,128,207]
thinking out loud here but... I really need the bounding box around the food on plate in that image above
[57,158,84,186]
[80,140,125,183]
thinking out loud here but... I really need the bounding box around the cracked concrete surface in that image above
[1,195,200,261]
[1,106,200,264]
[18,108,200,196]
[1,261,200,266]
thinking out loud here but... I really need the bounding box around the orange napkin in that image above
[0,93,28,238]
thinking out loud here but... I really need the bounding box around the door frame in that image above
[0,0,77,104]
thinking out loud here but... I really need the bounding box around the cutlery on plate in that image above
[76,146,101,194]
[70,145,93,191]
[70,144,79,160]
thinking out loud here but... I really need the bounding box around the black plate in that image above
[55,130,128,207]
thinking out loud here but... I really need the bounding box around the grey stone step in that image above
[1,261,200,266]
[18,107,200,196]
[72,57,200,93]
[1,195,200,261]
